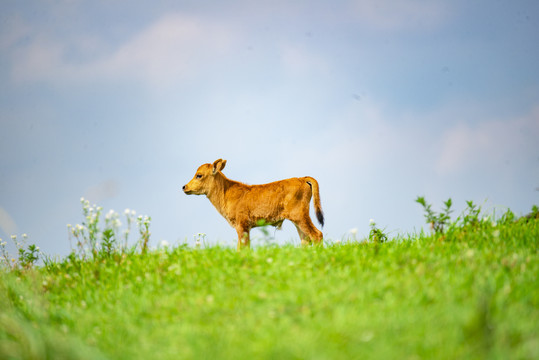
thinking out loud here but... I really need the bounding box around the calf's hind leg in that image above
[293,218,323,246]
[294,225,310,246]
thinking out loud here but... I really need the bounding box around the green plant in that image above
[0,234,40,270]
[0,238,12,269]
[18,243,40,269]
[0,234,41,269]
[368,219,388,243]
[100,229,116,258]
[415,196,453,234]
[522,205,539,222]
[461,200,481,227]
[68,197,151,258]
[194,232,207,248]
[498,208,516,225]
[137,215,152,253]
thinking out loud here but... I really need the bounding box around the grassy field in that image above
[1,206,538,359]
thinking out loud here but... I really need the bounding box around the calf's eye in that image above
[196,174,203,179]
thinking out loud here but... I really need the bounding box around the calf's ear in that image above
[212,159,227,175]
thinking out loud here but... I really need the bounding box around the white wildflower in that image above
[160,240,170,248]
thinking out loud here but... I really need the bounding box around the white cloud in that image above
[436,106,539,175]
[93,14,236,87]
[9,13,238,88]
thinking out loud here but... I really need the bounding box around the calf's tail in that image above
[305,177,324,227]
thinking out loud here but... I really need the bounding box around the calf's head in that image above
[183,159,227,195]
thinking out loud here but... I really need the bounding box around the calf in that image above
[182,159,324,249]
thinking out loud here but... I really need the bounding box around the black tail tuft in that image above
[316,209,324,227]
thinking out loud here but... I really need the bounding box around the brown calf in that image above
[182,159,324,249]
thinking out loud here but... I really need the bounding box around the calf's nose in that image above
[182,185,186,191]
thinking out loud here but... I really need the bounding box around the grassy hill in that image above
[1,205,538,359]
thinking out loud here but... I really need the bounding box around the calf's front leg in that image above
[236,226,251,250]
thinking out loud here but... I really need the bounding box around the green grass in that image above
[1,218,538,359]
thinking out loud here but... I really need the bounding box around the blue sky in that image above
[1,0,538,255]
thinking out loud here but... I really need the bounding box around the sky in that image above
[1,0,538,256]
